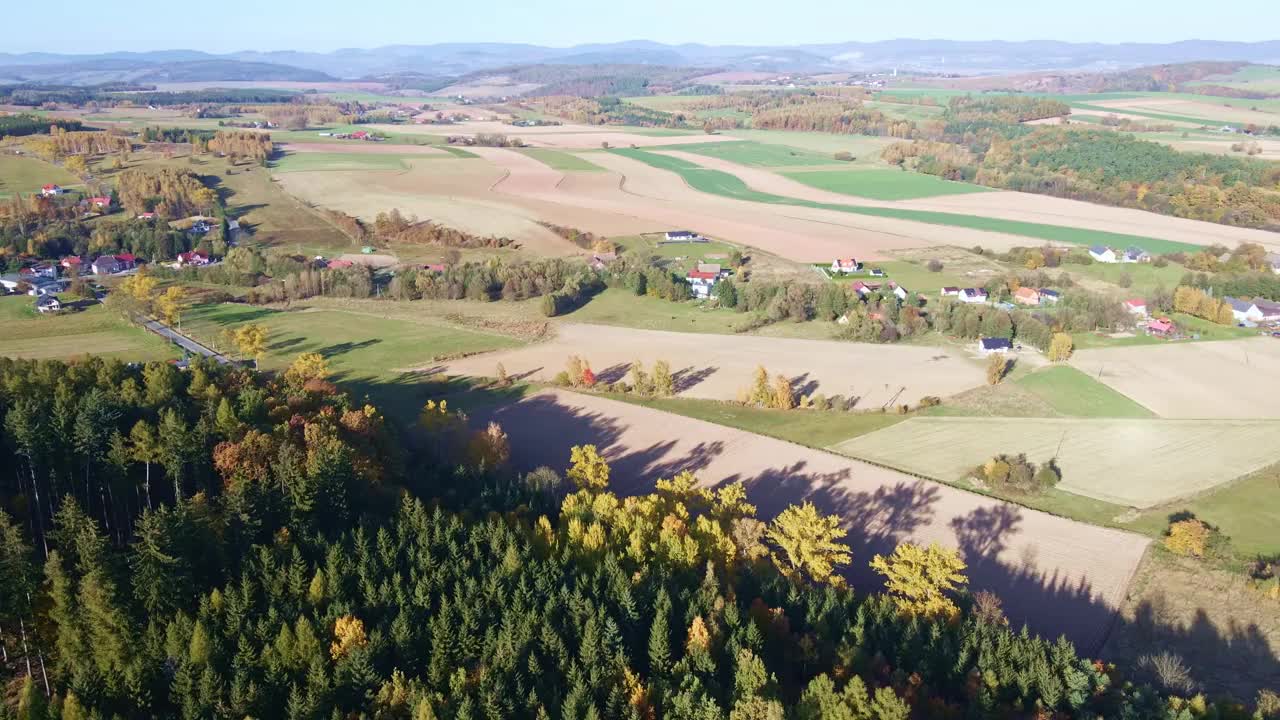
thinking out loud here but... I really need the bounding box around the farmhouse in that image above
[830,258,861,274]
[21,263,57,280]
[0,274,21,292]
[87,196,111,209]
[40,184,64,197]
[663,230,702,243]
[1089,246,1118,263]
[868,268,886,277]
[887,282,909,301]
[939,287,960,298]
[25,278,60,296]
[1123,298,1148,317]
[851,281,882,297]
[685,269,719,299]
[1225,297,1263,324]
[91,255,122,275]
[175,250,211,268]
[959,288,988,304]
[696,263,729,278]
[1146,317,1175,337]
[977,337,1012,355]
[1122,247,1151,263]
[60,256,84,272]
[1253,299,1280,322]
[35,295,61,314]
[1013,287,1040,306]
[1038,288,1060,304]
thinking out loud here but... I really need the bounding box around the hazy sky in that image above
[7,0,1279,54]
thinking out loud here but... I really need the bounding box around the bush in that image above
[918,395,941,408]
[1153,256,1169,268]
[927,259,944,272]
[551,371,571,386]
[1164,518,1212,558]
[833,151,854,161]
[1136,652,1197,696]
[540,293,559,317]
[977,453,1057,495]
[1117,272,1133,288]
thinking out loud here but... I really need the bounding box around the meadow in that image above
[0,152,80,198]
[270,151,421,173]
[1013,365,1155,418]
[0,296,178,362]
[654,140,838,167]
[783,167,991,200]
[515,147,605,172]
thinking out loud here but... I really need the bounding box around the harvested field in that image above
[368,120,739,149]
[659,151,1280,252]
[439,322,986,409]
[471,388,1149,651]
[1170,137,1280,160]
[1090,97,1280,126]
[1070,337,1280,419]
[833,417,1280,508]
[280,142,449,155]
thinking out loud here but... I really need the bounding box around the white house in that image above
[940,287,960,298]
[888,282,908,301]
[1089,246,1118,263]
[685,269,719,299]
[1254,299,1280,323]
[1038,288,1061,304]
[1122,247,1151,263]
[830,258,860,274]
[36,295,61,313]
[40,184,64,197]
[174,250,211,268]
[977,337,1012,355]
[1123,298,1148,317]
[1225,297,1263,324]
[664,230,701,242]
[959,288,988,304]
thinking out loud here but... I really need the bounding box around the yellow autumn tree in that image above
[285,352,330,387]
[233,324,269,368]
[330,614,367,659]
[771,374,794,410]
[766,502,852,584]
[1165,519,1211,558]
[153,286,187,327]
[870,542,968,622]
[1046,332,1073,362]
[568,444,610,491]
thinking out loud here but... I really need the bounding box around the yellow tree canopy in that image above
[765,502,852,584]
[870,542,968,622]
[567,444,610,491]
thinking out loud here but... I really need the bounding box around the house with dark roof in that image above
[663,230,702,242]
[1225,297,1262,323]
[977,337,1012,355]
[959,288,988,304]
[36,295,61,314]
[91,255,122,275]
[1037,288,1060,304]
[1253,299,1280,322]
[940,287,960,297]
[1089,246,1118,263]
[1122,247,1152,263]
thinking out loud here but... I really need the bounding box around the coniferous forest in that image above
[0,355,1237,718]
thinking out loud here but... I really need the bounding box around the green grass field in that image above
[656,141,838,167]
[1070,313,1257,349]
[1015,365,1155,418]
[181,303,522,420]
[783,167,991,200]
[1127,463,1280,557]
[564,289,837,340]
[1065,260,1189,295]
[839,260,978,294]
[0,153,80,199]
[611,148,1203,254]
[516,148,604,172]
[0,296,178,362]
[270,152,421,173]
[720,130,894,162]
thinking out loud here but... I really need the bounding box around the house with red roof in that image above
[685,269,719,299]
[87,196,111,209]
[41,184,64,197]
[1013,287,1041,306]
[1123,298,1148,317]
[1146,317,1175,337]
[328,259,355,269]
[137,211,157,220]
[350,130,369,140]
[60,256,84,271]
[829,258,861,274]
[115,253,136,270]
[174,250,209,268]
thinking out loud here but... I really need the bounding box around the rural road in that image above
[475,388,1151,653]
[137,317,232,364]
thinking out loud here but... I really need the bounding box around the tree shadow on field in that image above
[456,388,1280,703]
[672,365,717,393]
[596,363,632,385]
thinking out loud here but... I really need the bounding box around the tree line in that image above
[115,167,219,219]
[0,354,1228,718]
[0,115,83,138]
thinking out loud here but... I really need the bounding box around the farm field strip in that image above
[473,388,1149,652]
[619,149,1207,254]
[435,322,988,409]
[832,416,1280,508]
[1069,337,1280,419]
[782,168,993,200]
[645,149,1278,252]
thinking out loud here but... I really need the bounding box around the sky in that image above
[6,0,1279,54]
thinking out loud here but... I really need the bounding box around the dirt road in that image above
[475,388,1150,652]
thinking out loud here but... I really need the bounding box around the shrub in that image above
[977,453,1056,495]
[540,293,559,317]
[918,395,941,408]
[927,259,944,272]
[1153,256,1169,268]
[1136,652,1197,696]
[552,371,571,386]
[1033,462,1061,490]
[1117,272,1133,288]
[986,355,1011,385]
[833,151,854,161]
[1164,518,1212,557]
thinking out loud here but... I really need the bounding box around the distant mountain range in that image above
[2,39,1278,85]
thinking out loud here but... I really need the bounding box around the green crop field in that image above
[783,168,990,200]
[0,153,80,199]
[270,152,426,173]
[516,148,604,172]
[654,140,837,167]
[721,130,895,161]
[1014,366,1154,418]
[612,148,1203,254]
[1064,260,1190,295]
[0,296,178,362]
